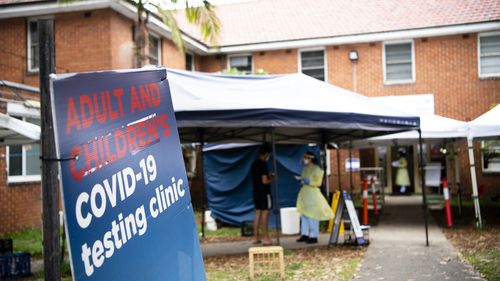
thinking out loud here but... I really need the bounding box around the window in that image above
[228,55,252,73]
[299,49,325,81]
[383,41,415,84]
[186,53,194,71]
[8,116,41,183]
[481,140,500,173]
[478,33,500,78]
[148,34,161,65]
[27,20,39,72]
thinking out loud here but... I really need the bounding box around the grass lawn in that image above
[3,228,43,258]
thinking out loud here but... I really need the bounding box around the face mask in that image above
[303,158,310,165]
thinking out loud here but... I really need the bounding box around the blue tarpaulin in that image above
[203,144,320,226]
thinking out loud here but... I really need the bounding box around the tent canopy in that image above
[168,69,420,144]
[468,105,500,139]
[347,113,467,148]
[0,112,40,145]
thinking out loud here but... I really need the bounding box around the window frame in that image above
[477,31,500,79]
[147,33,162,66]
[481,140,500,173]
[227,53,253,74]
[382,40,416,85]
[27,18,39,73]
[298,47,328,82]
[6,103,41,183]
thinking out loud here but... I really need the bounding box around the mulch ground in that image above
[204,245,366,281]
[431,199,500,280]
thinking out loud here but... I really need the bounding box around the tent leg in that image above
[467,136,483,229]
[454,143,462,217]
[199,132,207,238]
[322,144,330,200]
[349,143,353,194]
[271,129,281,245]
[418,130,429,246]
[337,145,342,191]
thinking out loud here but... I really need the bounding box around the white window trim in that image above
[27,18,39,73]
[186,52,195,71]
[6,145,41,184]
[7,103,41,183]
[481,140,500,173]
[383,40,416,85]
[297,47,328,82]
[227,53,253,73]
[148,33,162,65]
[478,31,500,79]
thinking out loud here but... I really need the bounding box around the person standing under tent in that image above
[394,149,410,194]
[251,144,274,246]
[296,151,333,244]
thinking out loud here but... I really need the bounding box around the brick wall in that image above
[162,39,185,69]
[0,9,190,232]
[254,49,298,74]
[199,55,224,73]
[110,10,134,70]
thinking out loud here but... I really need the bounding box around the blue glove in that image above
[303,178,310,185]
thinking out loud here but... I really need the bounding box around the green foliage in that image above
[4,228,43,257]
[157,6,185,53]
[464,250,500,281]
[185,0,221,45]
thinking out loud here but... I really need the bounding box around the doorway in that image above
[391,146,414,194]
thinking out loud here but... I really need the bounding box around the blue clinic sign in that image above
[51,68,205,280]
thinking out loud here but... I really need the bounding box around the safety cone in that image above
[443,178,453,227]
[362,178,368,225]
[370,176,379,215]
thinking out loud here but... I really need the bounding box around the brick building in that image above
[1,0,499,232]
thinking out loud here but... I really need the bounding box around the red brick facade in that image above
[1,7,499,232]
[0,9,189,233]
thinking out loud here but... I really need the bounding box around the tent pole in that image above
[337,145,342,191]
[322,144,330,200]
[467,133,483,229]
[418,129,429,246]
[349,143,353,194]
[454,143,462,217]
[199,131,207,238]
[271,128,281,245]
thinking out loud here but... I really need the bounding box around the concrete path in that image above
[354,196,483,281]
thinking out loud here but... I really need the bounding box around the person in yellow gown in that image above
[394,149,410,194]
[296,151,333,244]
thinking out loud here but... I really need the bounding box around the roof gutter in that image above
[211,21,500,54]
[0,0,210,54]
[0,80,39,93]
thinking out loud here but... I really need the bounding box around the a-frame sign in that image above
[329,191,366,245]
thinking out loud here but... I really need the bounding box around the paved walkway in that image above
[354,196,482,281]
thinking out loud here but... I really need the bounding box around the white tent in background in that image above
[348,113,467,148]
[0,112,40,145]
[466,105,500,229]
[468,105,500,139]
